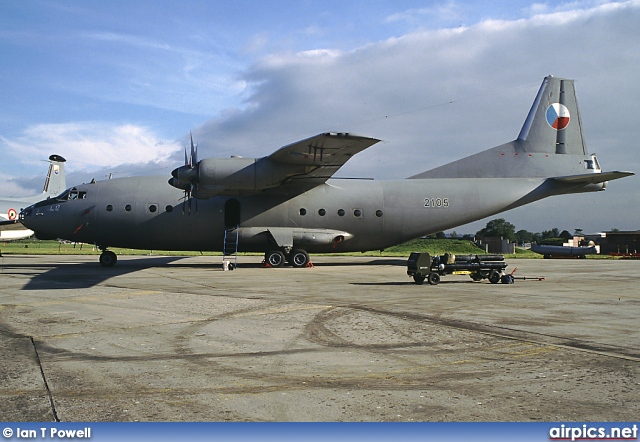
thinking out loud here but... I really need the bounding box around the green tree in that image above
[560,230,572,240]
[476,218,516,242]
[541,228,560,239]
[515,229,534,243]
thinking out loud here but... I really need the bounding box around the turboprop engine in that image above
[169,156,301,198]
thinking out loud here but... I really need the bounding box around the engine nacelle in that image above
[198,157,257,190]
[180,157,302,198]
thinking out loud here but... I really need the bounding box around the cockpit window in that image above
[57,188,87,201]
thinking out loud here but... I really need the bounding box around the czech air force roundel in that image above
[546,103,570,130]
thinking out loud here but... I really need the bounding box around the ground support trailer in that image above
[407,252,508,285]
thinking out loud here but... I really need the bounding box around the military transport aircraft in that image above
[0,155,66,241]
[20,76,633,267]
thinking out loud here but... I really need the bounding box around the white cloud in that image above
[3,122,181,171]
[385,1,465,26]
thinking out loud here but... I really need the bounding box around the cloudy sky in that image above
[1,0,639,234]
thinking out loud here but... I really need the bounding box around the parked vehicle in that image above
[407,252,508,285]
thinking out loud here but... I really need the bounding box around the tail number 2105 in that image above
[424,198,449,208]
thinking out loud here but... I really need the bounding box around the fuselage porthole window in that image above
[376,210,383,218]
[300,208,307,216]
[149,204,157,213]
[353,209,362,218]
[166,205,173,213]
[338,209,345,217]
[106,205,113,212]
[125,204,132,212]
[318,208,326,216]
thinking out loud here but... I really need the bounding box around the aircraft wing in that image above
[550,171,634,185]
[267,132,381,184]
[172,132,381,198]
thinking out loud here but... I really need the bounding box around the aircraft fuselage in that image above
[21,173,578,254]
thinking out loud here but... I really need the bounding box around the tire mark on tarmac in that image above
[348,305,640,362]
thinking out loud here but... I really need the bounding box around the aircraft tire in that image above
[488,270,501,284]
[289,249,310,268]
[99,251,117,267]
[427,272,440,285]
[265,250,286,268]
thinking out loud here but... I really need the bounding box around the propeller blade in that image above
[190,132,196,168]
[194,141,198,165]
[191,183,198,213]
[176,132,200,215]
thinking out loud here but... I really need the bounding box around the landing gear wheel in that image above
[99,250,117,267]
[413,274,425,285]
[427,272,440,285]
[289,249,310,268]
[265,250,286,268]
[488,270,501,284]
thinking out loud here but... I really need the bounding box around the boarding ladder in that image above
[222,226,239,269]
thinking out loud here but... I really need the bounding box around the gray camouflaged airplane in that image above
[0,154,66,241]
[20,76,633,267]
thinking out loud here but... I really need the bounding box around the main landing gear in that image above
[264,248,311,268]
[99,247,117,267]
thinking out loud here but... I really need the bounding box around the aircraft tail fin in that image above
[517,75,586,155]
[42,154,67,196]
[409,76,632,181]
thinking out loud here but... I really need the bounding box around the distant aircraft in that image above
[20,76,633,267]
[530,243,598,259]
[0,155,66,241]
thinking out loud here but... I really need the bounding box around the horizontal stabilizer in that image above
[551,171,634,185]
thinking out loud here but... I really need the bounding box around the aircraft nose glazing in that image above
[19,206,40,231]
[18,207,31,222]
[19,200,72,240]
